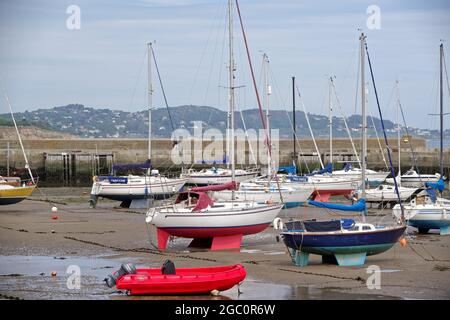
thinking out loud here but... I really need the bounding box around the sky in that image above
[0,0,449,129]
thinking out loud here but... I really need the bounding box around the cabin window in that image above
[362,226,371,230]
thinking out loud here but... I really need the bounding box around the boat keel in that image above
[188,234,243,250]
[157,228,170,250]
[289,249,310,267]
[440,226,450,236]
[334,252,367,266]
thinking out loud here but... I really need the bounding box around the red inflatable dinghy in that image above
[115,264,246,295]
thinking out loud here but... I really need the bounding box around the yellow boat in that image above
[0,183,36,205]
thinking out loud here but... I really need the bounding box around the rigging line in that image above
[235,0,284,203]
[353,42,360,116]
[283,109,311,173]
[150,45,175,133]
[296,85,324,169]
[236,104,258,166]
[398,99,425,187]
[128,48,147,112]
[443,49,450,98]
[265,66,311,172]
[364,39,405,220]
[330,78,361,167]
[203,1,227,110]
[369,113,388,169]
[186,0,225,114]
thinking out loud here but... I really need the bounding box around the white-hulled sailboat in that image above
[89,43,187,208]
[393,43,450,235]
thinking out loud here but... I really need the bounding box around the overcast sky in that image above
[0,0,449,129]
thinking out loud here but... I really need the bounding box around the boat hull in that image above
[90,177,187,202]
[282,226,406,259]
[393,201,450,233]
[211,187,313,208]
[0,185,35,205]
[116,265,246,295]
[150,204,283,250]
[183,172,258,185]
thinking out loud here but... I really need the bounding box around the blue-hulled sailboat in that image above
[281,33,406,267]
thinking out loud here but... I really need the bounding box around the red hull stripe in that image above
[160,223,270,238]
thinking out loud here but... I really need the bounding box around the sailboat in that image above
[281,33,406,267]
[145,0,283,251]
[357,81,423,204]
[393,43,450,235]
[89,43,188,208]
[212,54,315,208]
[0,93,36,205]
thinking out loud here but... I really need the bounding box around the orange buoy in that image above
[399,238,407,247]
[51,271,57,277]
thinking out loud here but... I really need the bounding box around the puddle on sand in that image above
[0,255,399,300]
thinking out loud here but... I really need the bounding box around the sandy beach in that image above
[0,187,449,300]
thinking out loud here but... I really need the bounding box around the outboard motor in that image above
[161,260,176,275]
[104,263,137,288]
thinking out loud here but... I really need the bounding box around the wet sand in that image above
[1,187,450,300]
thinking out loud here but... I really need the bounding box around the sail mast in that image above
[439,43,444,177]
[396,80,401,186]
[3,93,35,184]
[147,42,153,173]
[263,53,271,182]
[228,0,236,199]
[329,77,333,167]
[292,76,297,168]
[360,33,367,221]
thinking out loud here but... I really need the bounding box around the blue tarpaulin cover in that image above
[305,163,333,176]
[278,166,297,175]
[113,159,151,171]
[308,198,366,212]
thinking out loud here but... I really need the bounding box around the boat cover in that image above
[425,178,445,192]
[426,188,437,202]
[278,166,297,175]
[306,163,332,176]
[174,191,215,211]
[113,159,151,171]
[308,198,366,212]
[191,181,237,192]
[303,220,341,232]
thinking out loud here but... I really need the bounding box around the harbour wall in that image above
[0,137,448,186]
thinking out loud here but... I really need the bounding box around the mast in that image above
[292,76,296,168]
[263,53,271,182]
[3,93,35,184]
[360,33,367,220]
[147,42,153,174]
[439,43,444,177]
[228,0,236,199]
[328,77,333,167]
[396,80,401,186]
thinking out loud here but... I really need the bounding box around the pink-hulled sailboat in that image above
[146,182,283,250]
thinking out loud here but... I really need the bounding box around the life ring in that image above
[273,217,283,230]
